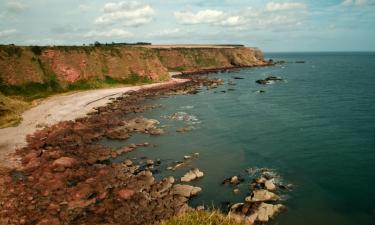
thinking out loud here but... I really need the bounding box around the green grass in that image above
[0,93,30,128]
[67,74,153,91]
[0,75,64,101]
[160,210,247,225]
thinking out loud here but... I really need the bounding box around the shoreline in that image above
[0,78,188,169]
[0,62,272,169]
[0,70,286,225]
[0,76,222,225]
[177,63,272,76]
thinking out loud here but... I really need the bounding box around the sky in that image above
[0,0,374,52]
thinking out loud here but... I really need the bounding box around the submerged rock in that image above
[176,127,193,132]
[256,76,283,85]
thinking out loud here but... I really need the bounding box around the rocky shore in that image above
[0,64,291,225]
[0,77,225,225]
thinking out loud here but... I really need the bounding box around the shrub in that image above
[30,46,43,55]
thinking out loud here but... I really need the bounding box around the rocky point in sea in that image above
[0,76,224,225]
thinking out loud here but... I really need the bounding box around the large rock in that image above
[52,157,78,169]
[117,189,135,200]
[181,168,204,182]
[229,202,284,225]
[249,203,284,223]
[123,117,164,135]
[245,189,279,202]
[173,184,202,198]
[264,179,276,191]
[222,175,244,185]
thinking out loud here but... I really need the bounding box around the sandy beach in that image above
[0,78,187,168]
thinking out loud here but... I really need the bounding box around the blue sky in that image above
[0,0,374,51]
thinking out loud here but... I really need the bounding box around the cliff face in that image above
[0,45,265,91]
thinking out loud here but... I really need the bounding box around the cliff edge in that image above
[0,45,265,91]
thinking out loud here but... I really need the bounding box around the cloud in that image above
[220,16,246,27]
[6,0,27,13]
[78,4,90,12]
[84,28,133,39]
[94,1,155,27]
[147,28,182,39]
[265,2,306,12]
[0,29,17,38]
[174,10,226,25]
[341,0,375,6]
[174,5,307,32]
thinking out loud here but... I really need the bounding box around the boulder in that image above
[222,175,244,185]
[173,184,202,198]
[52,157,78,169]
[117,189,135,200]
[245,190,279,202]
[146,159,154,166]
[250,203,285,223]
[229,202,284,225]
[181,168,204,182]
[149,128,165,135]
[265,180,276,191]
[124,159,133,167]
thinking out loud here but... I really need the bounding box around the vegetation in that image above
[0,73,156,128]
[160,210,246,225]
[0,45,23,57]
[67,74,152,91]
[93,41,152,46]
[30,46,43,55]
[0,93,30,128]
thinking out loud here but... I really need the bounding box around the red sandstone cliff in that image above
[0,45,266,89]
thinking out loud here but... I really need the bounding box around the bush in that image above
[30,46,43,55]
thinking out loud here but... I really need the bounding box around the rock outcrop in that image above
[181,168,204,182]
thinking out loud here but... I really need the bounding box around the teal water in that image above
[103,52,375,225]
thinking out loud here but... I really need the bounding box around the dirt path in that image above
[0,78,187,168]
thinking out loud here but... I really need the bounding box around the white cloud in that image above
[95,1,155,27]
[147,28,182,38]
[174,10,226,25]
[78,4,90,12]
[266,2,306,12]
[84,28,133,38]
[0,29,17,38]
[5,0,26,14]
[220,16,246,27]
[174,5,306,32]
[342,0,375,6]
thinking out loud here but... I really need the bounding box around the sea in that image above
[102,52,375,225]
